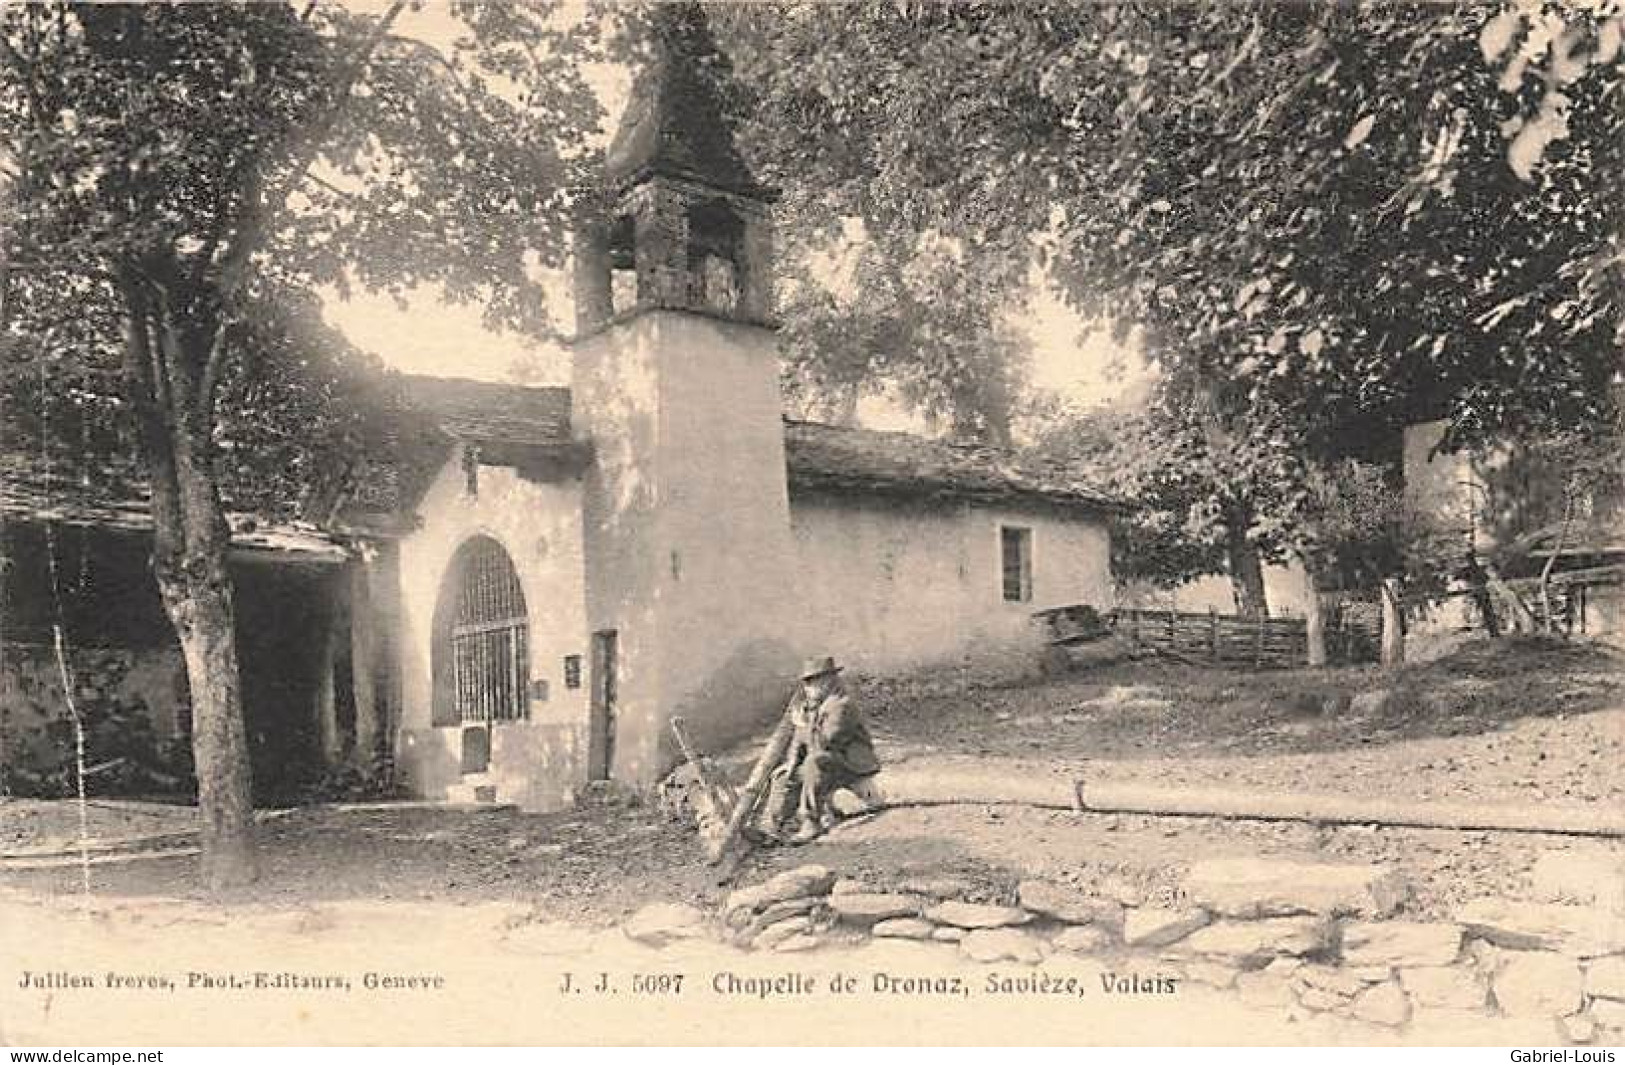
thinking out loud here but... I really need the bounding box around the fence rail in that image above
[1035,603,1379,669]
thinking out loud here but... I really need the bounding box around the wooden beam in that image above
[349,560,380,778]
[313,575,344,765]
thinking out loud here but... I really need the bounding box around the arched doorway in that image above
[432,536,530,772]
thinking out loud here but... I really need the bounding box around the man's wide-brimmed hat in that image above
[799,655,844,680]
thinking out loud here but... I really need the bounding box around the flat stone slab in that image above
[872,917,936,941]
[1234,969,1295,1009]
[1586,955,1625,1000]
[1456,898,1625,957]
[931,926,966,943]
[754,915,814,951]
[1399,965,1488,1010]
[739,896,825,940]
[1296,986,1347,1012]
[1123,907,1210,948]
[775,933,821,953]
[1183,917,1330,961]
[925,900,1032,929]
[1340,921,1463,968]
[1590,997,1625,1031]
[960,927,1045,965]
[897,875,980,899]
[623,902,708,947]
[1018,879,1125,927]
[1350,981,1411,1027]
[1183,859,1409,918]
[1050,925,1113,954]
[1181,961,1239,990]
[1493,951,1583,1018]
[828,892,926,925]
[1560,1012,1598,1045]
[727,865,835,918]
[1292,964,1366,999]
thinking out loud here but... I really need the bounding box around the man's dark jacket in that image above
[798,688,879,777]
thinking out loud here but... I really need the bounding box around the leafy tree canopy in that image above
[718,2,1623,453]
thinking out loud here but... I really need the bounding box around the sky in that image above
[318,2,1155,427]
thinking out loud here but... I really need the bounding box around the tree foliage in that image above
[717,0,1623,603]
[723,2,1621,444]
[0,1,600,885]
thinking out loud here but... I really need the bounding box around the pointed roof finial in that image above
[604,3,767,199]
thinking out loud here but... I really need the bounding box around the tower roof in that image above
[603,4,767,199]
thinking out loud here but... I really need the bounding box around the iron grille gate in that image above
[450,537,529,723]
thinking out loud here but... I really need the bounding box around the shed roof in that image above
[1512,515,1625,560]
[0,459,354,564]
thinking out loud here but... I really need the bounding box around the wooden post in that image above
[349,559,380,778]
[1130,608,1141,649]
[314,577,343,766]
[1254,611,1264,668]
[1208,607,1219,663]
[1306,592,1328,668]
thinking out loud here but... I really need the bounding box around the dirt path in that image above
[6,637,1619,926]
[2,799,717,925]
[862,638,1625,809]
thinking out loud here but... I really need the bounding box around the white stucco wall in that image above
[1403,419,1479,546]
[572,310,797,785]
[788,491,1113,675]
[394,447,589,812]
[1127,560,1314,618]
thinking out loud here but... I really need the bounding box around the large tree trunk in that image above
[1226,529,1269,620]
[121,279,258,890]
[1380,577,1405,670]
[1301,560,1330,668]
[159,554,258,888]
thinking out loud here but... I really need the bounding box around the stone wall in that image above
[0,640,188,796]
[637,854,1625,1044]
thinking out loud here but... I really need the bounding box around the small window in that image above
[1000,526,1032,603]
[608,213,638,316]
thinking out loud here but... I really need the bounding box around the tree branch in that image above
[0,23,49,126]
[114,271,185,557]
[211,0,408,299]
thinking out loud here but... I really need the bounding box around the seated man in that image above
[761,655,880,844]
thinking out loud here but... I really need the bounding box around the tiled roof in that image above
[783,420,1119,511]
[399,374,573,449]
[603,4,767,198]
[401,375,1117,511]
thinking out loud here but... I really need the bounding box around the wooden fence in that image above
[1036,603,1379,669]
